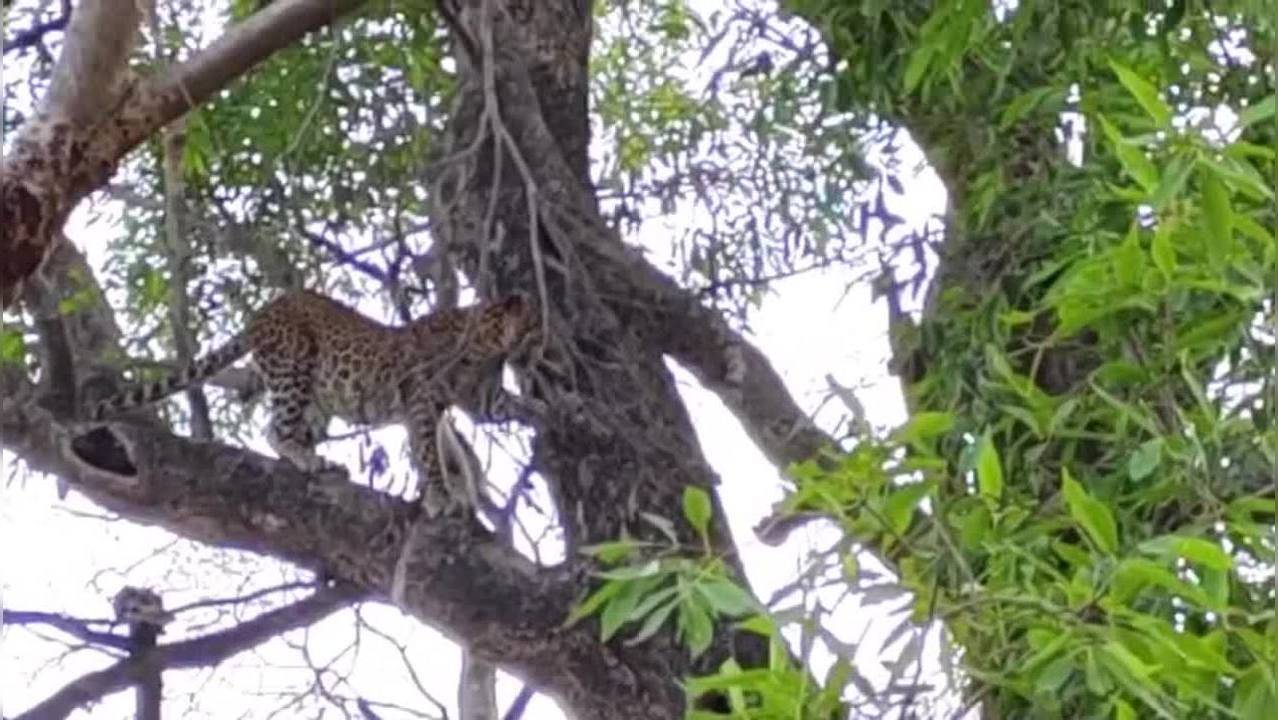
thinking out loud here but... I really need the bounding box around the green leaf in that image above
[1150,224,1176,277]
[1198,154,1274,201]
[1111,227,1144,287]
[627,584,680,623]
[895,411,955,444]
[976,432,1004,502]
[0,328,25,364]
[1175,309,1244,352]
[1139,535,1233,571]
[564,580,625,628]
[600,577,655,642]
[596,559,664,581]
[696,579,757,618]
[682,486,713,540]
[1199,163,1234,256]
[624,597,679,646]
[1151,151,1195,210]
[1127,438,1162,481]
[1108,58,1172,126]
[1101,639,1156,681]
[1111,557,1212,608]
[734,613,778,640]
[883,481,931,535]
[998,86,1060,129]
[1238,93,1276,130]
[578,540,640,564]
[1061,468,1118,554]
[678,598,715,658]
[1113,699,1137,720]
[1097,115,1159,192]
[902,45,934,94]
[1234,664,1278,720]
[1235,213,1275,247]
[1020,630,1072,680]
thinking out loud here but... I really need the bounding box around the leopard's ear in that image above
[500,292,532,313]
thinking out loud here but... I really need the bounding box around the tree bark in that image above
[2,1,856,717]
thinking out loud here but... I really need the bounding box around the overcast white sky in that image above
[0,1,957,717]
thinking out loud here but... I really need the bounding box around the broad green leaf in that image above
[1150,151,1194,210]
[1098,644,1176,719]
[1101,639,1156,680]
[678,599,715,658]
[600,576,655,641]
[1034,656,1077,695]
[1127,438,1162,481]
[896,411,955,444]
[1020,630,1072,679]
[902,45,934,94]
[1108,58,1172,126]
[999,86,1061,129]
[1097,115,1159,192]
[1198,154,1274,201]
[1199,164,1234,254]
[1139,535,1232,571]
[1111,557,1212,608]
[624,597,678,646]
[883,481,931,535]
[1175,309,1244,352]
[1111,227,1144,287]
[578,540,640,564]
[1233,664,1277,720]
[976,432,1004,502]
[596,559,664,581]
[0,328,25,364]
[682,486,713,539]
[1235,213,1276,247]
[734,613,778,640]
[1201,567,1230,607]
[1238,93,1276,129]
[628,584,680,623]
[1061,468,1118,554]
[564,579,626,628]
[696,579,757,617]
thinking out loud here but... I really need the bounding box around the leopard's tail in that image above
[91,333,251,420]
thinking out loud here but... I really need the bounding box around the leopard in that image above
[89,290,539,516]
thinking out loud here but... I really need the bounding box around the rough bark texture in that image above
[1,1,849,717]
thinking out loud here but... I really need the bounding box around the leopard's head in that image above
[494,292,539,351]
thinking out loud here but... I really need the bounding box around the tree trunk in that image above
[2,2,847,717]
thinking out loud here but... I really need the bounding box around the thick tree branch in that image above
[450,26,844,547]
[0,389,689,719]
[1,0,369,308]
[0,611,129,651]
[13,585,360,720]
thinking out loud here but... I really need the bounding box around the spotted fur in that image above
[93,291,537,512]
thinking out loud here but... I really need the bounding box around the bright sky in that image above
[0,1,959,717]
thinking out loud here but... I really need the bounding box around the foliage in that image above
[566,488,760,659]
[568,487,860,717]
[590,0,882,319]
[757,0,1278,717]
[9,0,1276,715]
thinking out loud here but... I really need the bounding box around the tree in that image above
[3,0,1276,719]
[769,1,1278,717]
[3,0,858,717]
